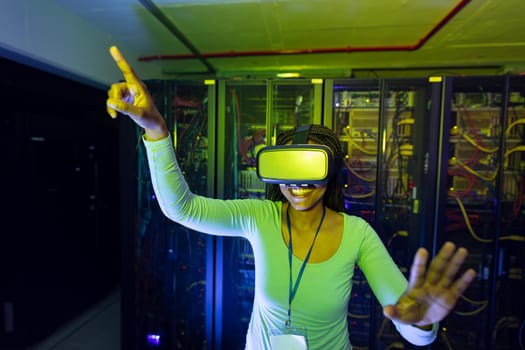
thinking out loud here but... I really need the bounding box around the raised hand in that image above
[106,46,168,140]
[383,242,477,327]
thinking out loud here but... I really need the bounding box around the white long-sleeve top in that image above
[143,135,438,349]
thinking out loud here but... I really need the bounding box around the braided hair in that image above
[266,124,345,212]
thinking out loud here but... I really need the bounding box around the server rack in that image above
[215,79,268,350]
[129,80,216,350]
[327,78,444,349]
[437,76,525,350]
[124,75,525,350]
[327,79,382,349]
[215,78,323,350]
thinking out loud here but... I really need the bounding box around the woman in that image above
[106,46,476,349]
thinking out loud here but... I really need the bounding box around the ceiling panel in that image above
[9,0,525,81]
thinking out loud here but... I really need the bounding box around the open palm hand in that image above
[383,242,477,327]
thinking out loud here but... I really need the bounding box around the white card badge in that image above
[269,327,308,350]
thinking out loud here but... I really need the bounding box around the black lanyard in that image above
[285,205,326,327]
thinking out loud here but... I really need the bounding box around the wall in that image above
[0,56,120,349]
[0,1,161,88]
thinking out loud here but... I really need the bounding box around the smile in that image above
[288,186,315,197]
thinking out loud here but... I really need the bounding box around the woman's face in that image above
[279,183,327,211]
[278,139,328,211]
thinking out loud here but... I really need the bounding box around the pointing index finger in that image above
[109,46,139,84]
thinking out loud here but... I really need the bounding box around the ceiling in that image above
[3,0,525,84]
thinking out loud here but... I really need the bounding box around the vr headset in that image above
[256,125,334,185]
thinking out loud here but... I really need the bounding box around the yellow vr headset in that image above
[256,125,334,185]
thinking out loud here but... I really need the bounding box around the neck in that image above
[287,202,325,231]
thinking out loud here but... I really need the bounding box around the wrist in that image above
[145,126,169,141]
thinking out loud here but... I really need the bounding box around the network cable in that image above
[453,195,525,242]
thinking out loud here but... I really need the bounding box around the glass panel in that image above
[494,76,525,350]
[271,80,316,142]
[221,81,267,350]
[225,81,268,200]
[377,79,437,348]
[332,79,439,349]
[441,76,505,349]
[219,79,319,349]
[333,79,381,223]
[331,79,381,348]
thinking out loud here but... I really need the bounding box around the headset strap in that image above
[292,124,311,144]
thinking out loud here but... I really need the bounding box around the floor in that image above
[29,288,121,350]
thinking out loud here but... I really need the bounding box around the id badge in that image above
[269,326,308,350]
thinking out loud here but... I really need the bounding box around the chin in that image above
[288,201,317,211]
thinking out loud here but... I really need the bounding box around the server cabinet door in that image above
[438,76,508,350]
[130,81,215,350]
[329,78,443,350]
[496,75,525,350]
[377,78,443,349]
[330,79,382,348]
[215,79,320,350]
[216,80,267,350]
